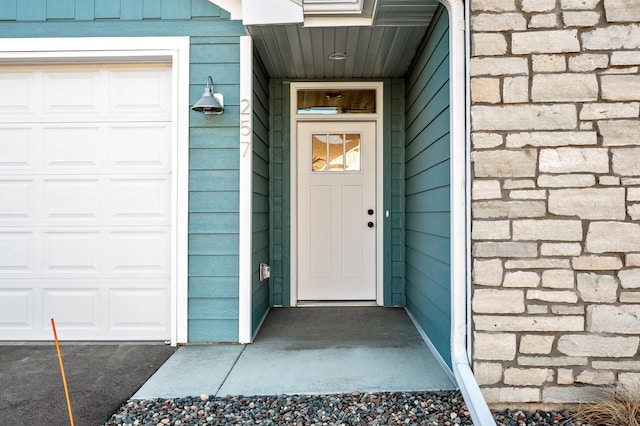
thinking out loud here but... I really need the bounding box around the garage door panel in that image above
[0,289,33,329]
[0,62,173,341]
[43,231,102,273]
[0,232,34,273]
[110,287,169,330]
[108,124,171,171]
[109,230,170,274]
[42,288,100,329]
[0,72,33,113]
[42,126,103,170]
[42,70,101,114]
[109,177,170,224]
[109,68,172,115]
[0,179,34,222]
[0,127,34,169]
[43,178,103,222]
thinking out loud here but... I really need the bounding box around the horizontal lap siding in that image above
[252,48,270,332]
[188,33,242,342]
[403,5,452,368]
[1,0,246,342]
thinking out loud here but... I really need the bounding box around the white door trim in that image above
[290,81,384,306]
[238,36,253,343]
[0,37,190,345]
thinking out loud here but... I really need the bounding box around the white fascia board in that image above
[208,0,243,19]
[441,0,496,424]
[303,0,363,14]
[243,0,303,25]
[303,16,373,27]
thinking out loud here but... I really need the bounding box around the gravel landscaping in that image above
[104,390,585,425]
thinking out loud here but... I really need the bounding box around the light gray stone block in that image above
[473,289,525,313]
[549,188,626,220]
[577,273,618,303]
[472,105,577,131]
[587,305,640,333]
[558,335,639,357]
[512,30,580,54]
[540,148,609,174]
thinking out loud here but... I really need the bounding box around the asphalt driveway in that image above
[0,344,175,426]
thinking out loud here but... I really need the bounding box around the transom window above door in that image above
[297,89,376,114]
[311,132,361,172]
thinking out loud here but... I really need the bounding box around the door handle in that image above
[367,221,374,228]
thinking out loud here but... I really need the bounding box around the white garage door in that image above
[0,63,173,340]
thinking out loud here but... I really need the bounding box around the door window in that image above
[311,133,361,172]
[297,89,376,114]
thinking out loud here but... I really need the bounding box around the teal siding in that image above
[5,0,228,20]
[403,5,452,368]
[269,81,291,306]
[0,0,246,342]
[387,79,407,306]
[252,47,270,333]
[188,31,244,342]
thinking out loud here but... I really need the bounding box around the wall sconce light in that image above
[191,76,224,117]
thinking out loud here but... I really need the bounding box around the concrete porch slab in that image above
[133,307,456,399]
[132,345,244,399]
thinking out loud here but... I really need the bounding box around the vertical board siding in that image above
[94,0,120,19]
[0,0,17,20]
[252,47,270,333]
[143,0,162,19]
[3,0,222,20]
[17,0,46,21]
[403,5,452,368]
[47,0,75,19]
[389,79,406,306]
[269,81,290,306]
[1,0,246,342]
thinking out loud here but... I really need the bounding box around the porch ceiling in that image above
[246,0,441,79]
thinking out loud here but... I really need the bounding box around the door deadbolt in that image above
[367,209,374,215]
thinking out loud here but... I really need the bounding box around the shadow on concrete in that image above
[0,344,175,426]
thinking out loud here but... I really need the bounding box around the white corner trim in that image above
[173,39,191,347]
[238,36,254,344]
[0,37,191,347]
[439,1,496,425]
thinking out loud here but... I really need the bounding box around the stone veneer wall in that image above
[469,0,640,405]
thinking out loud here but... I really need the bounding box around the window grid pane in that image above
[311,132,361,172]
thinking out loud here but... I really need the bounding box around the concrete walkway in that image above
[133,307,456,399]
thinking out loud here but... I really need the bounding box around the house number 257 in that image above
[240,98,251,157]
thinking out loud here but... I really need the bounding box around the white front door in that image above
[297,121,376,301]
